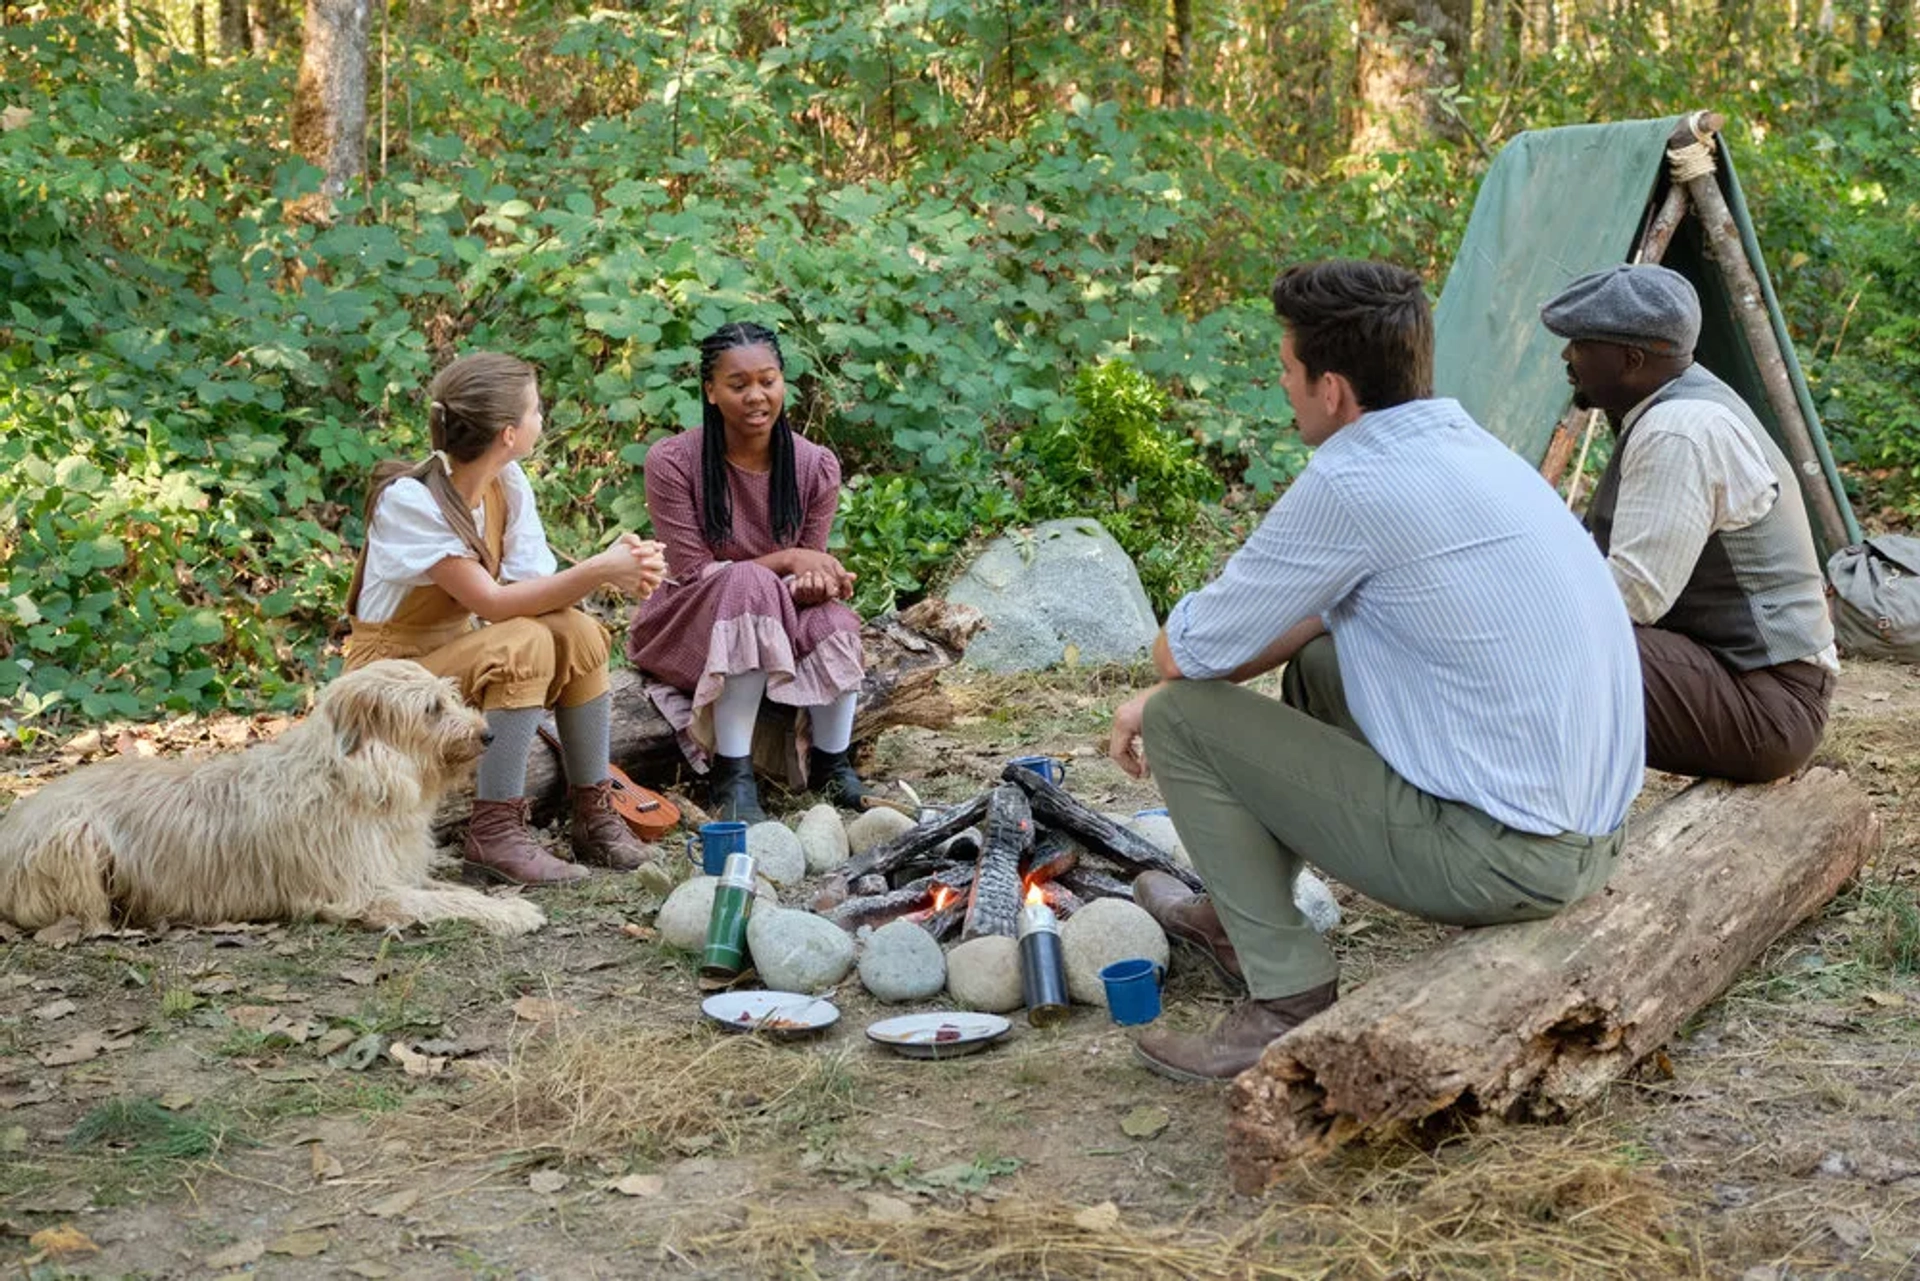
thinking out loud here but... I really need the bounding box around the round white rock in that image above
[944,935,1023,1013]
[746,906,856,994]
[857,918,948,1003]
[1060,898,1170,1008]
[846,807,917,856]
[746,821,808,888]
[796,804,851,875]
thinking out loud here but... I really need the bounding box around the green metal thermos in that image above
[700,852,757,981]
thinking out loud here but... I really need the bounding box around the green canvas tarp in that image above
[1433,114,1860,555]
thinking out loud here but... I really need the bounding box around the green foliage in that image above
[69,1097,240,1166]
[0,4,1914,725]
[1018,359,1229,613]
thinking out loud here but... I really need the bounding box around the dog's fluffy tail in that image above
[340,883,546,938]
[0,815,115,931]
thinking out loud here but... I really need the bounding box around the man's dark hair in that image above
[1269,260,1433,410]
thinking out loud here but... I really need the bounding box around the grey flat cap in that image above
[1540,264,1702,358]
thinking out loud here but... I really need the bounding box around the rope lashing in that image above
[1666,109,1718,182]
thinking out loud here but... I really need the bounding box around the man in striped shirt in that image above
[1542,264,1837,784]
[1110,259,1643,1084]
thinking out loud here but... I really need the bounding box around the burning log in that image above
[962,784,1033,940]
[850,874,889,897]
[1023,831,1080,885]
[1058,866,1134,902]
[1226,769,1880,1190]
[1001,764,1202,891]
[825,867,976,932]
[840,793,993,884]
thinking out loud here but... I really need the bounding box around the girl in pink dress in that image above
[625,323,867,821]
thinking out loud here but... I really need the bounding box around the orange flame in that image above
[931,886,956,911]
[1024,881,1045,907]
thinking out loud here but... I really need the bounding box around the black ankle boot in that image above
[807,747,866,808]
[708,753,767,824]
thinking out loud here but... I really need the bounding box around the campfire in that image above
[812,763,1199,940]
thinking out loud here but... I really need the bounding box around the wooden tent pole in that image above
[1668,114,1851,552]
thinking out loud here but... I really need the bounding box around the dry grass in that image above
[685,1123,1700,1280]
[391,1026,854,1163]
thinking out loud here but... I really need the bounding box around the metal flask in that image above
[1017,900,1071,1027]
[701,852,757,982]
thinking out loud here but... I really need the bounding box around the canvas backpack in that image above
[1827,536,1920,662]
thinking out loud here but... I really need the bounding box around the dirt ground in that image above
[4,659,1920,1279]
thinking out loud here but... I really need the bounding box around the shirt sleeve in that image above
[645,438,720,580]
[497,462,559,583]
[1164,466,1368,679]
[1605,405,1778,624]
[799,445,842,552]
[364,478,476,588]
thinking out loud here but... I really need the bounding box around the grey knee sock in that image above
[475,707,545,801]
[553,694,612,787]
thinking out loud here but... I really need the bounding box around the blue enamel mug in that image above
[686,820,748,877]
[1099,958,1165,1026]
[1009,754,1067,785]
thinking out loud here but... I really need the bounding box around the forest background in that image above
[0,0,1916,731]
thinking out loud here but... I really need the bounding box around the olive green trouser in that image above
[1141,636,1624,1000]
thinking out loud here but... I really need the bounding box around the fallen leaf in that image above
[29,1224,98,1259]
[312,1026,357,1058]
[673,1132,716,1156]
[0,1125,26,1153]
[0,1084,54,1111]
[365,1187,419,1218]
[345,1264,395,1279]
[620,922,656,941]
[337,966,380,987]
[1829,1213,1872,1249]
[32,919,85,949]
[311,1145,345,1181]
[512,996,579,1023]
[528,1169,569,1195]
[1072,1201,1122,1233]
[1863,990,1907,1008]
[34,1029,134,1068]
[388,1043,447,1078]
[331,1032,385,1072]
[862,1192,917,1223]
[66,729,103,755]
[158,1090,195,1112]
[226,1004,279,1031]
[204,1239,265,1269]
[1120,1105,1171,1140]
[609,1175,663,1198]
[191,976,239,996]
[267,1230,331,1258]
[259,1065,323,1083]
[30,999,76,1022]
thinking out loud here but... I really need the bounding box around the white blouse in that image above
[356,461,559,623]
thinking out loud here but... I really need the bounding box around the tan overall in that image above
[344,476,611,711]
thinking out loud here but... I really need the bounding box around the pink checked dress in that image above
[625,429,865,769]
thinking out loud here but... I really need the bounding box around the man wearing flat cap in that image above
[1541,263,1836,783]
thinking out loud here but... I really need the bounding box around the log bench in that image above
[1226,767,1881,1194]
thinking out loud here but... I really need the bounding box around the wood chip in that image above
[1071,1202,1121,1233]
[310,1145,345,1181]
[388,1043,447,1078]
[365,1188,419,1218]
[609,1175,663,1198]
[204,1239,265,1269]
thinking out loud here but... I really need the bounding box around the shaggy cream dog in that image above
[0,660,544,937]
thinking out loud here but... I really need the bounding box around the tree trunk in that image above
[1160,0,1193,107]
[1351,0,1472,155]
[1226,769,1879,1191]
[250,0,292,52]
[1884,0,1910,49]
[219,0,249,52]
[292,0,371,204]
[431,598,986,841]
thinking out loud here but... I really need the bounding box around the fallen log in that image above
[1001,764,1203,892]
[1226,768,1880,1193]
[432,598,983,840]
[825,866,977,933]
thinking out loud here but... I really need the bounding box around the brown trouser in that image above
[1636,625,1834,783]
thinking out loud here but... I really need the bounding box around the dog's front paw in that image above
[487,895,548,937]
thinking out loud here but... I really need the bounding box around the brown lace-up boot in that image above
[568,781,673,894]
[1133,981,1338,1083]
[1132,870,1245,992]
[463,797,590,886]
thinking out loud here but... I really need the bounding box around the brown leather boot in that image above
[568,782,672,893]
[1133,870,1245,992]
[1133,981,1338,1083]
[464,797,590,886]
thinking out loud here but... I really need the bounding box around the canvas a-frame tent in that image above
[1432,110,1862,560]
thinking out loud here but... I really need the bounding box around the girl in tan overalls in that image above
[344,353,668,886]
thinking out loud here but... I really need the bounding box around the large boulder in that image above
[796,804,851,874]
[656,876,779,952]
[944,935,1024,1012]
[847,807,917,855]
[746,821,807,888]
[1060,898,1170,1009]
[858,919,948,1003]
[946,519,1158,673]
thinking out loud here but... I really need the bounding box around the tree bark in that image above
[219,0,249,52]
[1885,0,1911,50]
[1159,0,1193,107]
[1351,0,1472,155]
[292,0,371,204]
[1226,769,1879,1191]
[431,598,986,841]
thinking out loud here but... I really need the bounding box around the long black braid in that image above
[698,322,802,549]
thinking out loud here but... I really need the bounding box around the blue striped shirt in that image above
[1165,398,1643,835]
